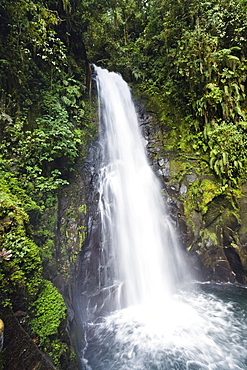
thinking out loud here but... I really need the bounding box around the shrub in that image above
[30,280,66,343]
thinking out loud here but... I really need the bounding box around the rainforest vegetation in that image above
[0,0,247,368]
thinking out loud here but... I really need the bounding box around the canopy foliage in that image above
[1,0,247,186]
[87,0,247,186]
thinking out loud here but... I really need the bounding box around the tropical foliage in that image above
[84,0,247,185]
[1,0,247,367]
[0,0,94,366]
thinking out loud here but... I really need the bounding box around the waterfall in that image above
[95,66,186,310]
[75,67,247,370]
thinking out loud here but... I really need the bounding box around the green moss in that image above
[182,178,201,226]
[40,238,54,260]
[169,160,188,180]
[201,179,219,207]
[78,226,87,248]
[28,280,69,367]
[200,228,218,247]
[45,339,69,366]
[0,172,40,213]
[29,280,66,342]
[78,204,87,214]
[0,180,43,305]
[200,179,230,214]
[182,173,238,231]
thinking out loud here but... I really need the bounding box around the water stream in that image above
[79,67,247,369]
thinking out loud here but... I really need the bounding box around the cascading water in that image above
[96,66,186,310]
[78,67,247,370]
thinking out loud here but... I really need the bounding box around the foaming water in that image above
[79,67,247,369]
[82,284,247,369]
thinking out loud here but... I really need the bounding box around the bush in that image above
[30,280,66,343]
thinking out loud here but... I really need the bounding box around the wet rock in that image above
[224,247,247,284]
[158,159,170,179]
[214,260,236,283]
[239,184,247,246]
[204,200,223,228]
[186,173,197,183]
[192,211,203,239]
[0,306,55,369]
[179,183,187,197]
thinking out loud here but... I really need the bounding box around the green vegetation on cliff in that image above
[0,0,95,367]
[1,0,247,366]
[125,0,247,187]
[0,178,42,304]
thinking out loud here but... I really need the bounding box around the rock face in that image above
[135,99,247,284]
[67,140,124,362]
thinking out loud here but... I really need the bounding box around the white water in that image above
[83,284,247,369]
[96,66,186,309]
[80,67,247,369]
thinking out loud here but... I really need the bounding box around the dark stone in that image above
[187,252,212,281]
[186,173,197,183]
[214,260,236,283]
[238,184,247,246]
[204,200,223,228]
[224,247,246,284]
[0,306,55,370]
